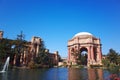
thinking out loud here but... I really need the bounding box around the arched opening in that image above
[79,47,88,65]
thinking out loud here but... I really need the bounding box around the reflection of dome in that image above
[74,32,93,37]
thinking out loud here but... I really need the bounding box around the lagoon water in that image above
[0,68,120,80]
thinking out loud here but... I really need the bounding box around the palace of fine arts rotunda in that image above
[67,32,102,66]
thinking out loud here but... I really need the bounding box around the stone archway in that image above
[67,32,102,66]
[79,47,88,65]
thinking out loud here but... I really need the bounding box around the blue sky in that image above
[0,0,120,57]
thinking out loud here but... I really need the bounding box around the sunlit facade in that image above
[68,32,102,66]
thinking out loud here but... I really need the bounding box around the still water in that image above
[0,68,120,80]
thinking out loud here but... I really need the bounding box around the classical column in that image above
[13,54,16,65]
[91,46,94,62]
[98,46,102,61]
[36,44,39,57]
[96,47,100,61]
[20,53,23,65]
[69,48,71,62]
[90,46,93,60]
[55,51,58,65]
[23,51,26,65]
[100,48,102,61]
[87,46,91,62]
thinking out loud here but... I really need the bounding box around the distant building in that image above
[13,36,60,66]
[58,57,67,67]
[0,31,60,67]
[48,51,60,66]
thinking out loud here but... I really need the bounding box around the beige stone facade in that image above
[13,36,60,66]
[0,31,3,39]
[0,31,60,67]
[31,36,41,57]
[68,32,102,66]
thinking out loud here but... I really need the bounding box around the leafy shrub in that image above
[28,61,37,69]
[90,65,103,68]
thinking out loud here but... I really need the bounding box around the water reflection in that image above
[0,68,119,80]
[68,68,104,80]
[88,68,103,80]
[68,68,87,80]
[0,72,8,80]
[8,69,49,80]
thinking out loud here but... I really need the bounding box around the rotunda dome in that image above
[74,32,93,37]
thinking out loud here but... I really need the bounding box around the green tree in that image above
[0,38,15,67]
[34,40,50,66]
[71,49,80,64]
[12,31,27,66]
[116,55,120,65]
[71,49,87,65]
[107,48,119,65]
[0,38,12,60]
[102,58,110,67]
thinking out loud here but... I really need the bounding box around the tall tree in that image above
[71,49,87,65]
[0,39,12,59]
[13,31,26,66]
[107,48,119,65]
[34,40,50,65]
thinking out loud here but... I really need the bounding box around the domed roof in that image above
[74,32,93,37]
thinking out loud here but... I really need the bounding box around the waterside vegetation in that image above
[0,32,120,70]
[0,32,60,69]
[102,49,120,69]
